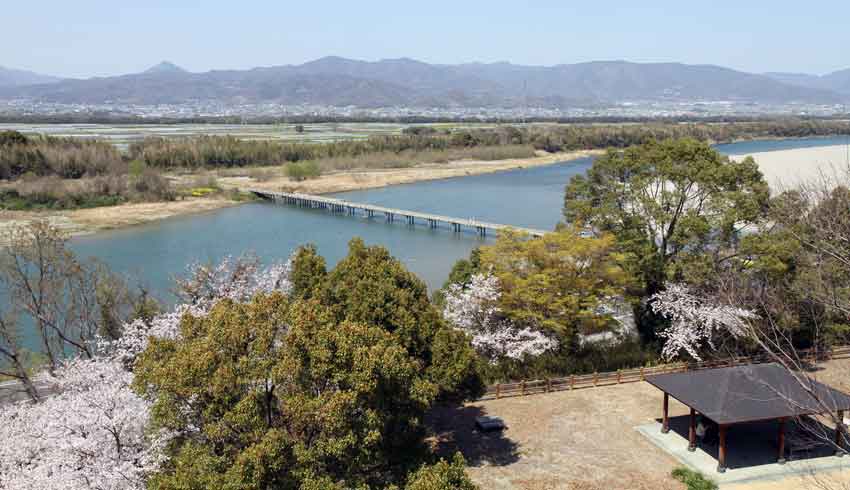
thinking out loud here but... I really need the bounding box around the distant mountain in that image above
[0,66,61,87]
[765,69,850,96]
[823,69,850,95]
[1,57,844,107]
[143,61,188,75]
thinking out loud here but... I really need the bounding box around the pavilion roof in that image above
[646,363,850,425]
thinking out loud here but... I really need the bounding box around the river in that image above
[68,136,849,305]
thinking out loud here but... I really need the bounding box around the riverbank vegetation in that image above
[126,118,850,171]
[2,118,848,211]
[0,131,176,210]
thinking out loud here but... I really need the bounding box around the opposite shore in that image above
[0,149,599,239]
[3,142,848,241]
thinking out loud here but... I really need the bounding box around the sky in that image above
[4,0,849,79]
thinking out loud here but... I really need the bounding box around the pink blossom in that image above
[0,358,169,490]
[443,273,557,362]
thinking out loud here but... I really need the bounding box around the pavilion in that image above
[646,363,850,472]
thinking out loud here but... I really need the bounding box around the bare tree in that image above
[651,166,850,487]
[0,222,138,401]
[0,311,40,402]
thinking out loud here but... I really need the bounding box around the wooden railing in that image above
[480,345,850,401]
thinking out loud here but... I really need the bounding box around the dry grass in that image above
[219,150,599,195]
[427,359,850,490]
[427,381,688,490]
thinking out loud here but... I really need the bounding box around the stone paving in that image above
[638,420,850,487]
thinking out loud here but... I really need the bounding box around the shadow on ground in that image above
[426,404,521,467]
[660,414,838,470]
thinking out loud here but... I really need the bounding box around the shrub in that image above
[0,130,28,147]
[129,170,175,201]
[405,453,478,490]
[286,161,321,181]
[671,467,718,490]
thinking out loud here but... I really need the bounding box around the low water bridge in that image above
[250,189,549,237]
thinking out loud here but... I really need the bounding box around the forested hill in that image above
[1,57,846,107]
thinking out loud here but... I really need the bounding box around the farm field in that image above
[0,122,504,147]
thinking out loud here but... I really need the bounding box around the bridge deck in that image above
[249,189,549,237]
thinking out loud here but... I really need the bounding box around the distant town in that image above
[1,98,846,122]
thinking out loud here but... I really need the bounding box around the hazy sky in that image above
[4,1,848,78]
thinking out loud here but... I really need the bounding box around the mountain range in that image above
[1,57,848,108]
[0,66,62,88]
[764,70,850,97]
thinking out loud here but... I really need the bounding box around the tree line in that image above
[1,118,848,212]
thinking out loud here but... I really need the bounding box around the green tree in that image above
[564,138,769,297]
[289,244,327,299]
[318,238,483,400]
[480,229,631,342]
[136,241,484,489]
[137,293,435,489]
[405,454,478,490]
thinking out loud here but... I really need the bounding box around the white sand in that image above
[732,144,850,193]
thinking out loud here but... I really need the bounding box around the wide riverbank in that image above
[1,150,597,239]
[212,149,600,194]
[0,198,240,241]
[730,143,850,191]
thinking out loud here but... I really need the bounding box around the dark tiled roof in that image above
[647,363,850,425]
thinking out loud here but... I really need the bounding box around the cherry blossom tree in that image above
[116,253,293,361]
[650,283,758,361]
[0,253,295,489]
[0,357,169,490]
[443,272,557,363]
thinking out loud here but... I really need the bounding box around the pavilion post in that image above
[777,418,786,464]
[688,408,697,452]
[837,410,845,455]
[662,392,670,433]
[717,425,728,473]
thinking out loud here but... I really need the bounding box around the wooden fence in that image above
[480,345,850,401]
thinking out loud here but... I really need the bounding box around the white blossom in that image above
[0,253,296,489]
[115,254,293,361]
[175,254,293,310]
[443,273,557,362]
[651,283,758,361]
[0,358,169,490]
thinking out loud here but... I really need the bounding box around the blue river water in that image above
[69,136,848,304]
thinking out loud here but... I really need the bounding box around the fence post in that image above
[546,378,551,393]
[640,367,645,381]
[593,372,598,387]
[570,375,575,390]
[617,370,622,384]
[521,380,526,396]
[496,384,501,399]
